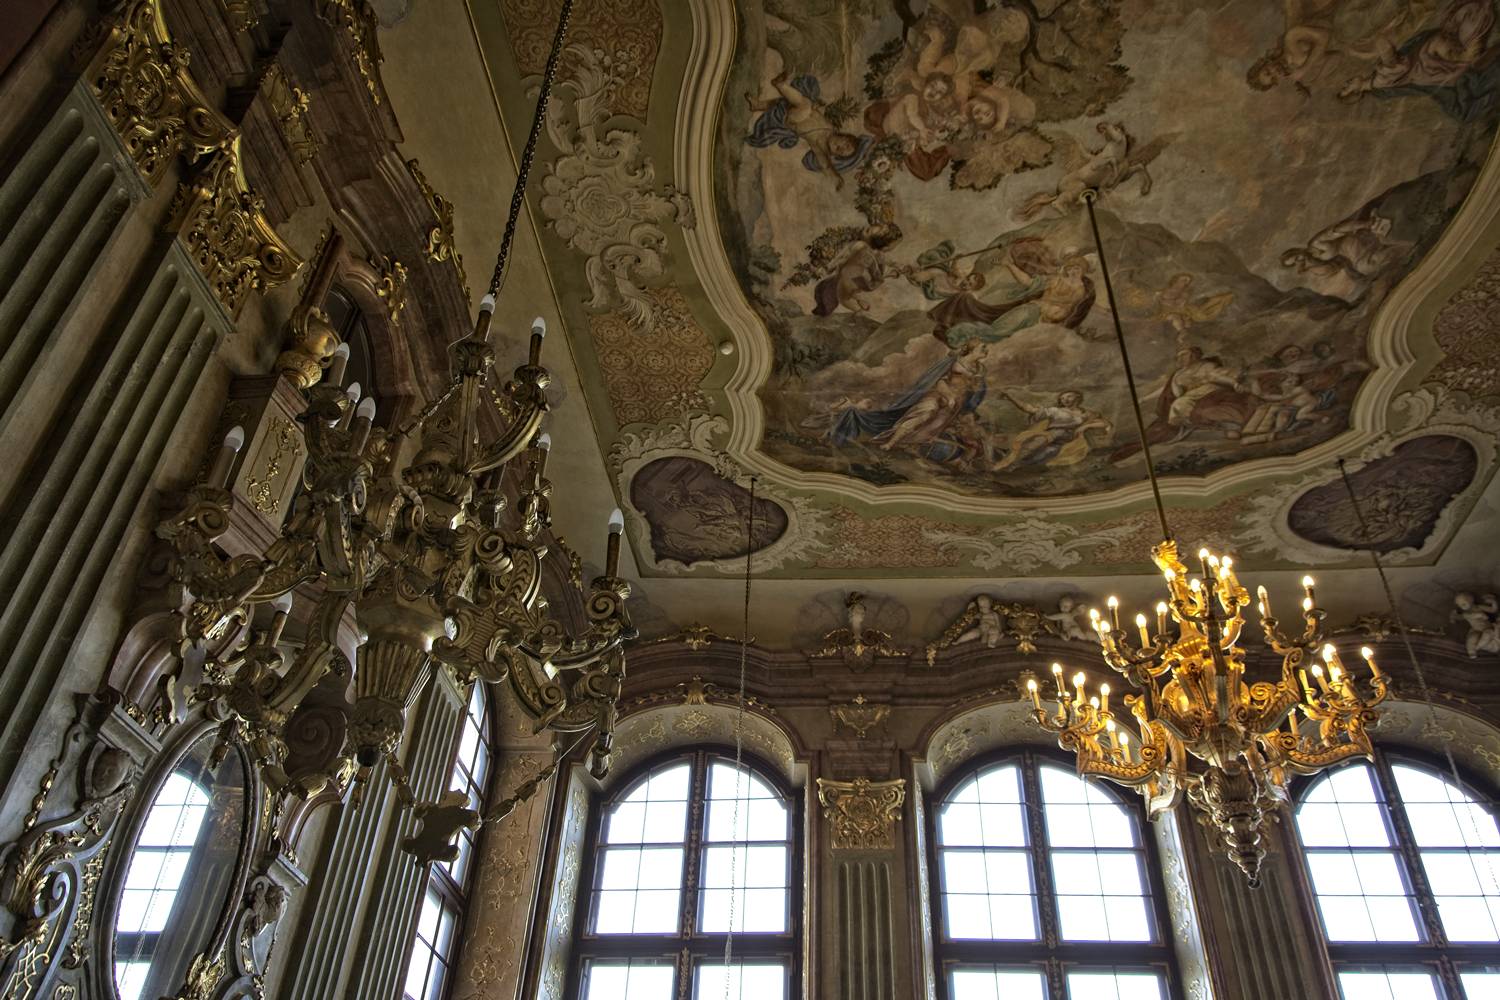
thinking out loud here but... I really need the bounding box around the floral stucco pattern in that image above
[591,286,714,426]
[498,0,661,118]
[1430,245,1500,404]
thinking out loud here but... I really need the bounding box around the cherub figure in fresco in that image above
[948,79,1055,191]
[806,223,905,316]
[992,390,1114,471]
[1018,123,1176,220]
[942,241,1097,347]
[1111,346,1255,461]
[1239,344,1339,444]
[874,25,967,181]
[1124,273,1236,343]
[1280,207,1408,299]
[745,70,872,190]
[1337,0,1499,110]
[1248,0,1349,95]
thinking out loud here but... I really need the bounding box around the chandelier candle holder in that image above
[1023,547,1388,886]
[1022,191,1390,887]
[157,0,633,845]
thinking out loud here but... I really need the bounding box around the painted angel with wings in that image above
[1018,122,1178,220]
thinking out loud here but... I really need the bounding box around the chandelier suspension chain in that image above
[1336,459,1500,891]
[1082,191,1172,543]
[722,475,757,992]
[487,0,574,302]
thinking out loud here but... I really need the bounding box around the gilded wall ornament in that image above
[167,136,304,317]
[926,595,1089,663]
[81,0,235,186]
[373,254,409,321]
[816,777,906,851]
[318,0,384,105]
[407,158,469,298]
[810,593,907,668]
[262,63,317,165]
[829,695,888,740]
[539,45,694,331]
[243,416,300,516]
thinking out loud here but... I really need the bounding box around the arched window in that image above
[570,749,800,999]
[113,772,212,1000]
[1293,754,1500,999]
[929,751,1179,999]
[401,682,495,1000]
[325,285,376,401]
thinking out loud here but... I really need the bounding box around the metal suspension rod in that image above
[1082,191,1173,543]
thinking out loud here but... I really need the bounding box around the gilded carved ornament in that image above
[262,63,317,165]
[829,694,889,740]
[81,0,235,187]
[816,777,906,851]
[926,594,1094,663]
[167,135,304,317]
[811,593,908,668]
[407,158,469,298]
[318,0,385,105]
[277,228,346,389]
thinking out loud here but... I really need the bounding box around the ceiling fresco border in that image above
[676,0,1500,518]
[469,0,1500,580]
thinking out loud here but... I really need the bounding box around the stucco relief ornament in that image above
[926,595,1078,663]
[811,592,908,669]
[539,44,695,331]
[1452,592,1500,658]
[816,777,906,851]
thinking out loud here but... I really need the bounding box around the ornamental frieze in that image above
[816,776,906,852]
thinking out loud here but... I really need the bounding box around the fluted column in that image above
[0,239,225,798]
[280,668,463,1000]
[346,667,466,999]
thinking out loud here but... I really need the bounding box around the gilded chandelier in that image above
[1025,544,1387,886]
[157,0,632,822]
[1024,194,1388,887]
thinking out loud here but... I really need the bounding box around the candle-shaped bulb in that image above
[356,397,377,422]
[1073,672,1086,689]
[1164,567,1176,582]
[1198,547,1210,560]
[1051,662,1063,675]
[272,592,294,616]
[1301,596,1313,612]
[345,381,361,404]
[1207,554,1220,569]
[528,316,547,366]
[1100,682,1111,697]
[1107,595,1119,609]
[1089,607,1100,622]
[1311,663,1324,678]
[1321,643,1336,663]
[326,342,351,385]
[1302,575,1315,589]
[209,425,246,487]
[604,507,625,577]
[537,432,552,452]
[1134,612,1149,645]
[1134,613,1147,627]
[1027,677,1038,691]
[266,591,294,644]
[1106,718,1116,732]
[1256,585,1268,601]
[1360,646,1374,660]
[1089,696,1100,709]
[1189,577,1201,591]
[479,293,496,315]
[1221,555,1233,571]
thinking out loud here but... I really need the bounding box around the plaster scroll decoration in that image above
[810,592,908,668]
[671,710,714,740]
[1430,244,1500,405]
[646,624,752,651]
[498,0,662,119]
[590,287,714,426]
[817,777,906,852]
[318,0,385,105]
[407,158,469,299]
[539,44,695,332]
[830,695,889,740]
[81,0,235,187]
[167,136,304,318]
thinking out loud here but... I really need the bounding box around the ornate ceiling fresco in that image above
[472,0,1500,581]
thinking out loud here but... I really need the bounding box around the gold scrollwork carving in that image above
[816,777,906,851]
[81,0,235,186]
[406,158,469,298]
[262,64,316,165]
[318,0,384,105]
[244,417,300,516]
[168,135,304,317]
[829,695,889,740]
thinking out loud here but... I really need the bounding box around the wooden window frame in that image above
[926,748,1184,1000]
[1289,749,1500,999]
[566,746,804,1000]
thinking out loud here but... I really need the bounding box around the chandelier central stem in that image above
[1082,190,1172,544]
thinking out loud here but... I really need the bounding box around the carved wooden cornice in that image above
[80,0,235,187]
[816,777,906,851]
[167,135,304,317]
